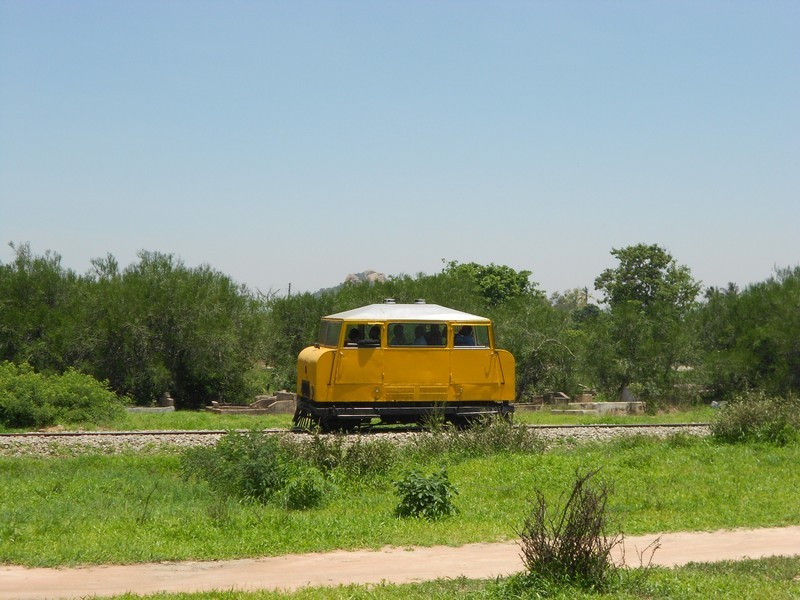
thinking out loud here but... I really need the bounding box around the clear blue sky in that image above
[1,1,798,299]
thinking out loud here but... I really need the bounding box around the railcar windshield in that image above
[317,320,342,347]
[387,322,447,347]
[343,323,382,347]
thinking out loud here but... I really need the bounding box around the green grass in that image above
[19,409,294,432]
[10,404,713,434]
[2,434,798,568]
[92,556,800,599]
[513,405,715,425]
[114,410,293,431]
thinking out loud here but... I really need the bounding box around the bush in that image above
[280,467,329,510]
[182,430,305,504]
[454,417,545,456]
[0,361,128,429]
[711,392,800,446]
[712,392,799,445]
[517,468,620,590]
[294,432,398,480]
[394,467,458,520]
[337,436,398,478]
[409,417,544,460]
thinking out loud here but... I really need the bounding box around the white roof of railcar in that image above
[324,302,491,323]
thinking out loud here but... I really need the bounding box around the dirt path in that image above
[2,526,799,600]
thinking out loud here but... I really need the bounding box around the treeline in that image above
[1,242,798,409]
[0,244,266,409]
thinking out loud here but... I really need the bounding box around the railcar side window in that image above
[318,320,342,347]
[454,325,489,347]
[388,322,447,346]
[344,323,381,347]
[474,325,490,346]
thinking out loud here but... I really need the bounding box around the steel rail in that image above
[0,423,711,439]
[0,429,285,438]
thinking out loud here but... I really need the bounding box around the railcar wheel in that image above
[318,415,340,433]
[447,415,475,430]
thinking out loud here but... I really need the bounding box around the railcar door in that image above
[450,324,504,401]
[333,322,384,401]
[383,321,450,402]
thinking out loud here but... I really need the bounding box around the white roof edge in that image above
[324,303,491,322]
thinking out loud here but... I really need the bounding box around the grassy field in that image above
[58,409,292,432]
[24,404,717,433]
[1,432,797,568]
[513,404,715,425]
[3,414,798,599]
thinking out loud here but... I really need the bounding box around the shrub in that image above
[280,467,329,510]
[181,430,304,504]
[336,435,398,479]
[711,391,800,446]
[292,432,347,473]
[294,432,398,480]
[517,468,620,590]
[0,361,128,429]
[394,467,458,520]
[409,417,544,460]
[454,416,545,456]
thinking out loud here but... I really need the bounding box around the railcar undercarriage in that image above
[292,397,514,432]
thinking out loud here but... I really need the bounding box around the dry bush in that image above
[518,468,621,590]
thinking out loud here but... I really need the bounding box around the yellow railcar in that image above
[294,299,515,430]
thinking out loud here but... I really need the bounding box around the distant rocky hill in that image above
[314,270,388,296]
[344,270,387,285]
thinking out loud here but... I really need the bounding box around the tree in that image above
[588,244,701,403]
[493,295,583,400]
[75,251,269,407]
[550,288,590,312]
[594,244,699,313]
[697,268,800,398]
[0,242,84,372]
[0,244,272,408]
[443,261,538,307]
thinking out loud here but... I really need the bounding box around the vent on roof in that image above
[414,299,426,304]
[384,298,396,304]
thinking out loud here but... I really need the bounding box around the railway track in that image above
[0,423,711,457]
[527,422,710,429]
[0,422,711,437]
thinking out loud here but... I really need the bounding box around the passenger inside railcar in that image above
[425,324,444,346]
[346,328,362,346]
[390,324,407,346]
[454,325,475,346]
[369,325,381,342]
